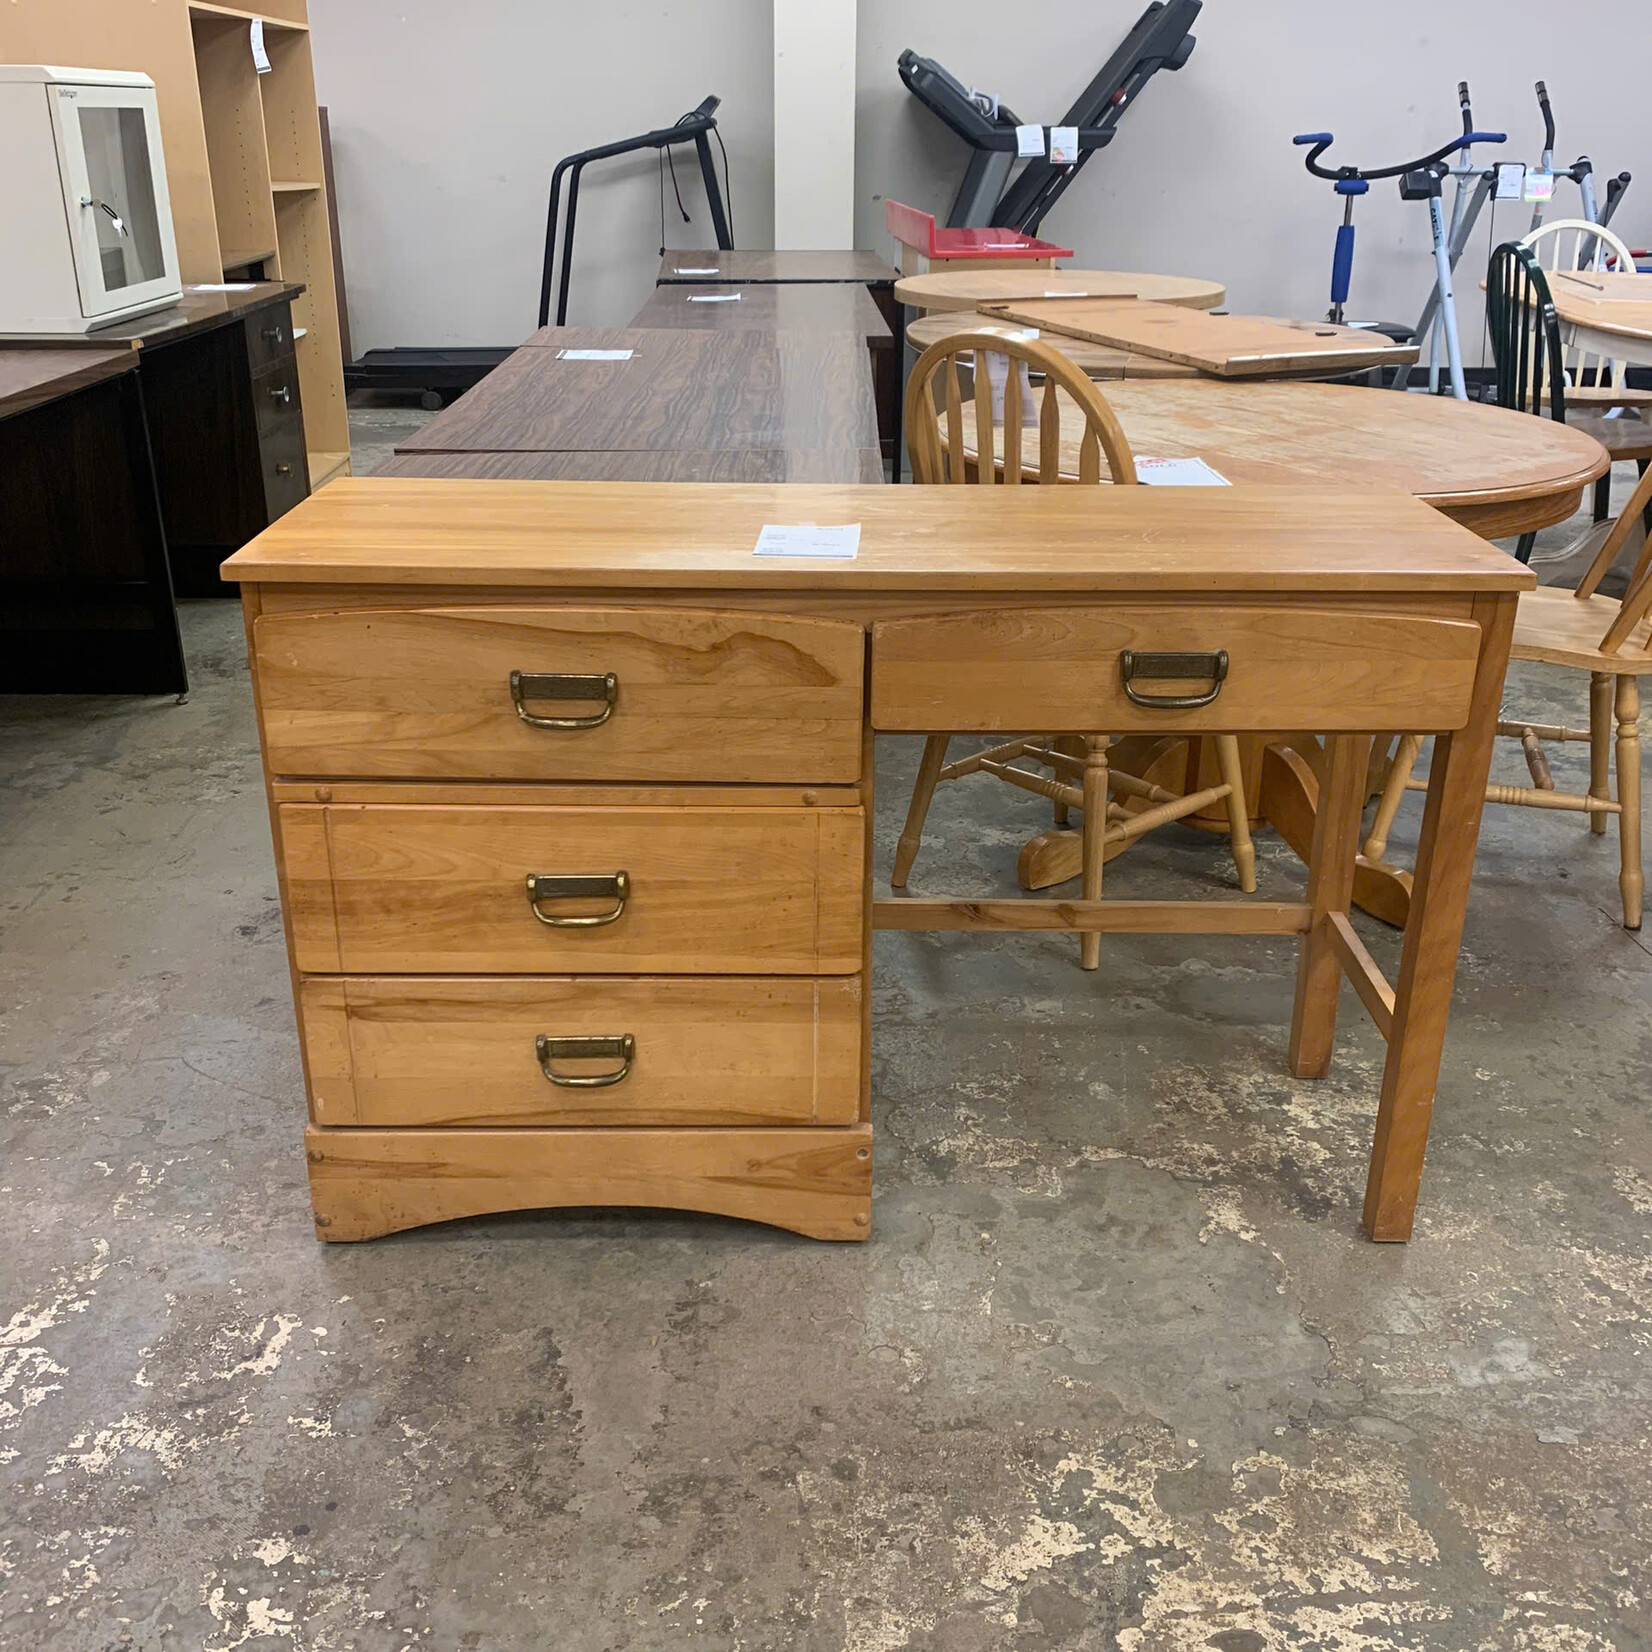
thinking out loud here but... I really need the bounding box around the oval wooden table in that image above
[895,267,1226,314]
[951,379,1611,923]
[907,313,1411,385]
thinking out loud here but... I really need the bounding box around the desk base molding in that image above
[305,1123,873,1242]
[874,898,1311,936]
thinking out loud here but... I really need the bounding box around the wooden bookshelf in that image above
[1,0,351,483]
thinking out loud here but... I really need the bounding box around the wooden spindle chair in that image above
[893,330,1256,969]
[1363,447,1652,929]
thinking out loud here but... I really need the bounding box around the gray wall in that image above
[312,0,1649,354]
[311,1,774,351]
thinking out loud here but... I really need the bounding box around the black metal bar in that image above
[555,160,585,328]
[694,132,733,250]
[538,154,575,329]
[122,370,189,698]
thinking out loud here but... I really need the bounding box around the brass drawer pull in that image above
[1120,649,1230,710]
[510,669,617,729]
[525,871,630,927]
[535,1033,635,1088]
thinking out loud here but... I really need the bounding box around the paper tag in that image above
[1524,171,1555,203]
[968,87,1000,120]
[189,282,258,291]
[557,348,634,361]
[1015,124,1045,159]
[753,523,861,560]
[1134,456,1230,487]
[672,266,719,276]
[688,292,741,303]
[1049,126,1079,166]
[250,17,272,73]
[1494,162,1526,201]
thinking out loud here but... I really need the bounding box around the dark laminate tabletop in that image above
[655,250,900,286]
[0,348,136,420]
[374,447,886,483]
[629,282,893,344]
[0,282,304,351]
[400,329,880,456]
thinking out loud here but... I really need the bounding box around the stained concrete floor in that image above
[2,420,1651,1648]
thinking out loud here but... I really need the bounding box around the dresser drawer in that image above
[255,359,303,437]
[870,605,1482,734]
[260,419,310,522]
[245,305,297,374]
[280,800,864,975]
[252,606,865,782]
[300,975,861,1127]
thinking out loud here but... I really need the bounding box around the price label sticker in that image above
[250,17,272,73]
[1049,126,1079,166]
[1015,124,1045,159]
[753,523,861,560]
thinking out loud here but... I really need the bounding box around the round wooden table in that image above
[957,378,1610,538]
[907,313,1408,385]
[895,267,1226,314]
[950,379,1610,922]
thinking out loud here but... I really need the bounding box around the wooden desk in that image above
[398,329,880,474]
[655,251,899,287]
[652,256,904,465]
[224,479,1529,1248]
[376,449,887,484]
[630,282,892,344]
[895,268,1226,314]
[3,282,318,595]
[0,349,185,694]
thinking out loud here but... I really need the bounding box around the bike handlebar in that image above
[1292,128,1506,184]
[1536,81,1556,153]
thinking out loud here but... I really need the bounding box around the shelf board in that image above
[189,3,308,31]
[272,180,322,193]
[309,450,352,489]
[221,246,278,272]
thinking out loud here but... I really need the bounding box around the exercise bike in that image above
[1294,115,1506,401]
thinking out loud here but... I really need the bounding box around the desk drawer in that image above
[253,607,865,782]
[871,605,1482,734]
[300,975,861,1127]
[280,800,864,975]
[245,306,297,375]
[254,359,302,437]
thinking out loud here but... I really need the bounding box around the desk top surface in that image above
[895,268,1227,313]
[656,250,899,285]
[400,329,878,456]
[374,447,887,484]
[0,346,136,419]
[629,282,893,343]
[223,478,1531,593]
[0,282,302,351]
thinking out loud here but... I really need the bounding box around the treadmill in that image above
[897,0,1200,231]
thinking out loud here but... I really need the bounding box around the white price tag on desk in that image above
[672,266,720,276]
[688,292,741,303]
[1134,456,1230,486]
[556,349,634,361]
[1015,124,1045,159]
[1049,126,1079,166]
[753,523,862,560]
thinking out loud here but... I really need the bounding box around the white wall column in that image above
[772,0,856,248]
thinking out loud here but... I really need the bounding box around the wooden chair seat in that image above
[1565,411,1652,463]
[1512,584,1652,674]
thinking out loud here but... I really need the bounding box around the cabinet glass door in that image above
[50,85,180,319]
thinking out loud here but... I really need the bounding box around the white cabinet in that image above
[0,65,183,332]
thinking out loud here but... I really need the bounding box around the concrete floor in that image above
[2,426,1651,1649]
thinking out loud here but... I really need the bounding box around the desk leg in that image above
[1288,735,1371,1079]
[1362,595,1516,1241]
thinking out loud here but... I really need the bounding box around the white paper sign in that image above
[557,348,634,361]
[1524,171,1555,203]
[1494,162,1526,201]
[1049,126,1079,166]
[250,18,272,73]
[1134,456,1231,487]
[672,266,719,276]
[1015,124,1045,159]
[189,282,258,292]
[753,523,861,560]
[688,292,741,303]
